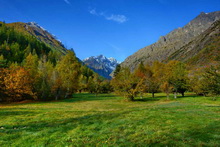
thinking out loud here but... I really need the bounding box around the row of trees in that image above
[1,49,219,102]
[112,61,220,101]
[0,51,113,102]
[1,21,219,102]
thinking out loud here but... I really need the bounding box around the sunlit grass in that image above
[0,93,220,146]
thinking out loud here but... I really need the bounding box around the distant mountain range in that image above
[121,11,220,71]
[83,55,120,79]
[2,11,219,79]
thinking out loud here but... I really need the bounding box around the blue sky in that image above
[0,0,219,61]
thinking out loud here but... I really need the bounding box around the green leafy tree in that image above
[202,66,220,100]
[0,54,7,68]
[56,51,81,98]
[135,61,161,98]
[37,56,53,100]
[113,64,121,77]
[166,61,189,98]
[189,69,209,96]
[23,53,39,90]
[134,62,147,98]
[111,67,141,101]
[145,64,161,98]
[100,80,113,93]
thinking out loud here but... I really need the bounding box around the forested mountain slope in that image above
[0,21,57,64]
[7,22,67,55]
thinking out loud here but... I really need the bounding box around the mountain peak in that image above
[83,55,120,79]
[26,22,46,31]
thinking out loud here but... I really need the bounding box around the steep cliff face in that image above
[167,20,220,68]
[122,11,220,71]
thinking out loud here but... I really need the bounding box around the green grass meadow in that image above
[0,93,220,146]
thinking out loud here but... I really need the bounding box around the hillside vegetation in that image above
[7,22,67,55]
[0,93,219,146]
[167,20,220,68]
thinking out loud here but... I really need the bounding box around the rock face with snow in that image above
[83,55,120,79]
[8,22,67,54]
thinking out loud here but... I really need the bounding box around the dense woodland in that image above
[0,22,112,102]
[0,22,219,102]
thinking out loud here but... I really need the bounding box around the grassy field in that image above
[0,93,220,147]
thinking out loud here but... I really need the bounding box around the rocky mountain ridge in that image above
[7,22,67,55]
[167,20,220,68]
[122,11,220,71]
[83,55,120,79]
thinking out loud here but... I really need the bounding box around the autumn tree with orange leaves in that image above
[4,64,35,101]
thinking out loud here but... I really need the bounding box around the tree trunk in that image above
[55,88,60,101]
[65,87,70,99]
[128,95,134,101]
[140,92,143,99]
[152,92,155,98]
[174,92,177,99]
[213,96,216,101]
[166,92,169,100]
[181,92,184,97]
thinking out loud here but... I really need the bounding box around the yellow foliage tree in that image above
[4,65,35,101]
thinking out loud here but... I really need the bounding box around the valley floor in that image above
[0,93,220,146]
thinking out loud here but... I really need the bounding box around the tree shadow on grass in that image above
[0,108,37,117]
[134,97,160,102]
[62,93,119,103]
[183,121,220,146]
[0,111,126,141]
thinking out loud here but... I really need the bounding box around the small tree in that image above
[160,81,173,100]
[113,64,121,77]
[134,62,147,98]
[111,67,141,101]
[4,65,35,101]
[92,74,103,97]
[202,66,220,100]
[135,62,161,98]
[189,69,209,96]
[166,61,189,98]
[100,80,113,93]
[56,51,81,98]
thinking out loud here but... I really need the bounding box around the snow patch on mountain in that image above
[26,22,63,45]
[83,55,120,79]
[26,22,46,31]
